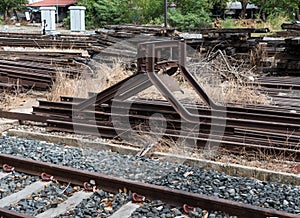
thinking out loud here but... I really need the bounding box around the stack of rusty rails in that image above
[253,77,300,90]
[281,23,300,31]
[0,57,85,91]
[0,37,95,49]
[24,41,299,161]
[0,31,93,40]
[0,32,97,49]
[0,51,84,67]
[90,25,175,64]
[90,34,138,65]
[0,32,93,90]
[101,24,175,37]
[0,154,297,218]
[255,87,300,110]
[270,23,300,38]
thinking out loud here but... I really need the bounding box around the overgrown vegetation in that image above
[67,0,228,30]
[0,0,28,20]
[47,61,132,101]
[218,14,290,31]
[65,0,299,31]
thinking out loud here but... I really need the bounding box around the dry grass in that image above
[219,80,270,105]
[150,137,298,174]
[0,91,30,110]
[47,60,132,101]
[48,51,271,107]
[187,53,271,106]
[46,72,79,102]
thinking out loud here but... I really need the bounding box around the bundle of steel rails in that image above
[0,27,175,90]
[0,26,299,91]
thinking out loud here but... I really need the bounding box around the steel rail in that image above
[33,104,300,145]
[46,120,300,160]
[59,96,300,120]
[0,153,298,218]
[33,102,300,142]
[0,207,34,218]
[0,111,47,123]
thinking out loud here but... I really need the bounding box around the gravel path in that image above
[0,136,299,215]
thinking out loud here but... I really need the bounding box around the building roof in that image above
[227,1,258,10]
[28,0,78,7]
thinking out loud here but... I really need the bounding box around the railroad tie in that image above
[36,191,93,218]
[0,181,51,207]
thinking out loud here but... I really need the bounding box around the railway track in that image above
[0,40,299,161]
[0,153,298,218]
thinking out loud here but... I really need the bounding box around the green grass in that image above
[217,14,292,33]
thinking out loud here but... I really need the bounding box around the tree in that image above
[73,0,229,30]
[0,0,28,20]
[239,0,249,19]
[252,0,300,20]
[75,0,163,28]
[167,0,217,31]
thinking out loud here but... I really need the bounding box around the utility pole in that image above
[164,0,167,28]
[56,0,59,23]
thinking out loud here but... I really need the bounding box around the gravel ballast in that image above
[0,171,38,198]
[0,136,299,215]
[0,136,177,182]
[150,166,300,214]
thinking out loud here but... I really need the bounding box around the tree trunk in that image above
[240,0,248,19]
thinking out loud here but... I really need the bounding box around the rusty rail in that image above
[0,154,298,218]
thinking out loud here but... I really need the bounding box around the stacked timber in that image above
[177,28,269,63]
[262,37,300,75]
[276,37,300,73]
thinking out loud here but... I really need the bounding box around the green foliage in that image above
[266,13,290,31]
[168,0,214,31]
[168,9,211,31]
[74,0,222,30]
[76,0,121,28]
[75,0,164,29]
[220,18,235,28]
[0,0,28,20]
[124,0,164,24]
[252,0,299,19]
